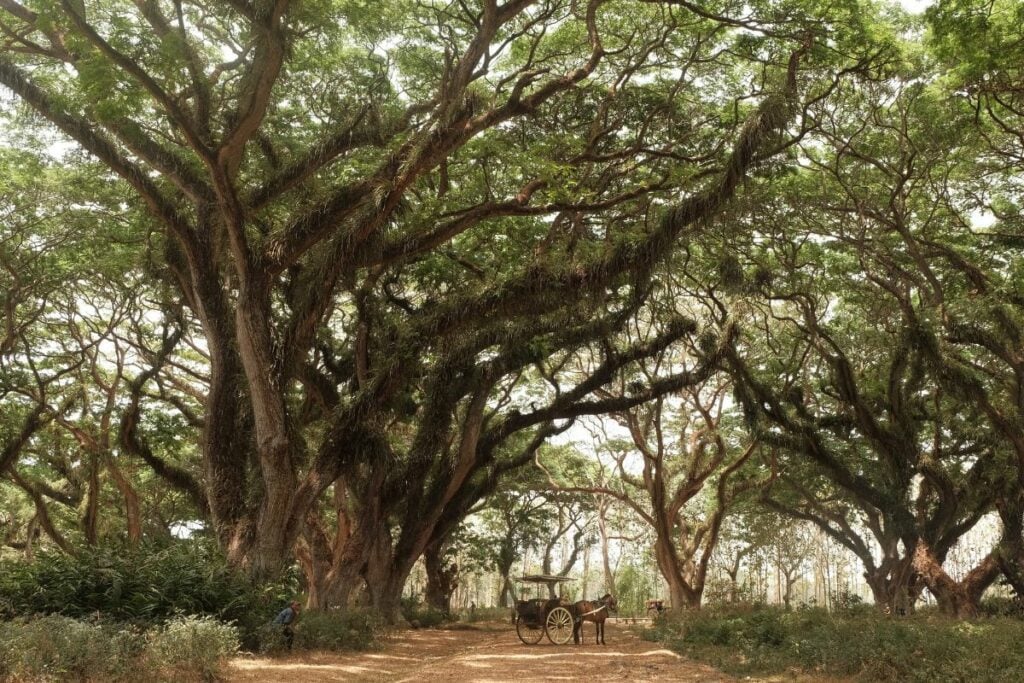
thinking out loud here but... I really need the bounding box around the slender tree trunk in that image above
[597,500,615,593]
[782,569,797,610]
[581,544,590,600]
[82,454,101,545]
[497,572,513,608]
[997,493,1024,596]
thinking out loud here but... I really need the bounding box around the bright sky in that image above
[899,0,933,13]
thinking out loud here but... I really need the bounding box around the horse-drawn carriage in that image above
[513,574,618,645]
[513,574,576,645]
[645,598,666,618]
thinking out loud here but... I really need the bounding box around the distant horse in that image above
[572,593,617,645]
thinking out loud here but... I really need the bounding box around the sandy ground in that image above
[228,621,737,682]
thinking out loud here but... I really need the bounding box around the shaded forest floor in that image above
[228,621,736,682]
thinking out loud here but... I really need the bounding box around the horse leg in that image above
[598,619,605,645]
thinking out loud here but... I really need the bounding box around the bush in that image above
[647,605,1024,682]
[0,541,298,647]
[979,596,1024,618]
[145,615,239,681]
[0,614,239,682]
[292,609,382,651]
[399,596,452,628]
[254,622,291,654]
[404,606,448,629]
[0,615,125,681]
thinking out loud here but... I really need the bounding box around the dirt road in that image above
[229,621,735,682]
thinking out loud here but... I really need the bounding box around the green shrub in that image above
[145,615,239,681]
[979,596,1024,618]
[404,606,448,629]
[254,622,290,654]
[293,609,382,651]
[647,605,1024,682]
[399,597,451,628]
[0,541,298,647]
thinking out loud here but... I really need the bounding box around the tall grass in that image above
[0,614,237,682]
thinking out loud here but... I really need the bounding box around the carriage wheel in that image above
[516,616,544,645]
[646,607,661,621]
[545,606,574,645]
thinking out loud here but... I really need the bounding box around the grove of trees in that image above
[1,0,1022,623]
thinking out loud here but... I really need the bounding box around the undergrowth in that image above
[645,604,1024,682]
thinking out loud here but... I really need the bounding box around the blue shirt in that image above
[273,606,296,625]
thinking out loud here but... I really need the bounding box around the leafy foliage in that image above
[0,541,297,645]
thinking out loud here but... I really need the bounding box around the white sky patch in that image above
[970,209,997,229]
[170,520,205,539]
[898,0,933,13]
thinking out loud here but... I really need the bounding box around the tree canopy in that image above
[1,0,1023,622]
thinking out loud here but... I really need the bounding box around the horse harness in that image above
[577,603,609,619]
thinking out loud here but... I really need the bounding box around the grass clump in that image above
[460,606,511,623]
[647,605,1024,682]
[291,609,383,651]
[145,615,239,681]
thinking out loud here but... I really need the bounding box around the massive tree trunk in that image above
[912,540,999,618]
[653,532,701,609]
[297,478,382,610]
[864,557,920,615]
[497,573,514,608]
[363,536,412,624]
[424,539,458,613]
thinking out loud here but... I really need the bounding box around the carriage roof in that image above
[515,574,576,584]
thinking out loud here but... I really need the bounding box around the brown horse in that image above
[572,593,617,645]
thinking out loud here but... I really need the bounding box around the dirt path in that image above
[229,621,736,682]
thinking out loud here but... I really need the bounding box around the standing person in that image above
[273,600,301,650]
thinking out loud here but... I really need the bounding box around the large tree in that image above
[0,0,870,589]
[719,72,1015,617]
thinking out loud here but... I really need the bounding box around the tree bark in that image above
[424,538,458,613]
[912,540,999,618]
[997,492,1024,596]
[105,455,142,547]
[654,532,701,608]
